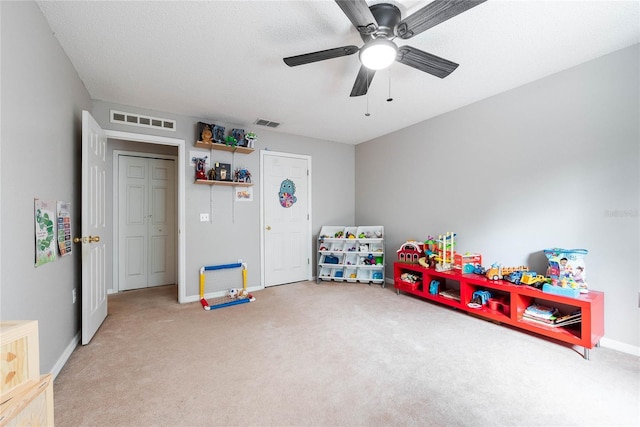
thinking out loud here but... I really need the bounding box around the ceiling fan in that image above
[283,0,486,97]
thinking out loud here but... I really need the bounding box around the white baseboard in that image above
[51,332,80,380]
[600,337,640,357]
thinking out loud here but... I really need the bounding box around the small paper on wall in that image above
[57,201,72,256]
[235,186,253,202]
[35,199,57,267]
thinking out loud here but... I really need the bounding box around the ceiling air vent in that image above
[254,118,280,128]
[110,110,176,132]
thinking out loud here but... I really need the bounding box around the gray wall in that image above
[1,1,355,374]
[355,44,640,350]
[0,1,92,373]
[91,100,356,298]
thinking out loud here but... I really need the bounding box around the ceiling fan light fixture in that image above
[359,38,397,70]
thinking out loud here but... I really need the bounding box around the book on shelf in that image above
[522,313,582,328]
[524,303,559,320]
[523,313,556,324]
[438,289,461,301]
[554,310,581,324]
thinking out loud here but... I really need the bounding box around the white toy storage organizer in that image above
[317,225,385,286]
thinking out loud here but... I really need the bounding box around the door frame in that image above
[259,150,313,286]
[112,151,178,293]
[104,130,187,303]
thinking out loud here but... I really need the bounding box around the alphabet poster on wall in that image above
[57,201,72,256]
[34,199,57,267]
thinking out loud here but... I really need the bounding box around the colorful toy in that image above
[235,168,252,183]
[429,280,440,295]
[454,252,482,274]
[231,129,245,146]
[520,272,548,288]
[192,156,208,180]
[504,270,524,284]
[199,262,255,310]
[397,240,423,264]
[224,135,237,147]
[544,248,588,293]
[435,232,456,271]
[485,264,529,281]
[472,264,486,275]
[400,272,420,284]
[245,131,257,148]
[485,263,503,280]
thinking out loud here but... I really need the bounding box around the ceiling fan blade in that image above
[395,0,487,40]
[335,0,378,35]
[396,46,459,78]
[283,45,359,67]
[350,65,376,97]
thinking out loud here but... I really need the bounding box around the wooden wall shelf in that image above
[194,141,254,154]
[194,180,253,187]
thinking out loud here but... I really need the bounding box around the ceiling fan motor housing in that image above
[369,3,401,39]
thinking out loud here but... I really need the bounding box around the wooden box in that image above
[0,321,40,402]
[0,374,53,427]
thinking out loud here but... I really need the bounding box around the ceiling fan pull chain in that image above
[387,70,393,102]
[365,72,371,116]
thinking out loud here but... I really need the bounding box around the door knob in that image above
[266,226,271,231]
[73,235,101,244]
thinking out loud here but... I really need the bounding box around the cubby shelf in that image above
[194,179,253,187]
[317,226,385,286]
[195,141,254,154]
[394,262,604,359]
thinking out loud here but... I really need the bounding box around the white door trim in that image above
[259,150,313,286]
[105,130,187,303]
[112,151,178,293]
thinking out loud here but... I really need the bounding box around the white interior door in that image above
[81,111,108,345]
[261,151,312,287]
[118,155,176,291]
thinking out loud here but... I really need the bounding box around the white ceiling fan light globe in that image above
[359,38,398,70]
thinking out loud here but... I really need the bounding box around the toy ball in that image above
[228,288,239,298]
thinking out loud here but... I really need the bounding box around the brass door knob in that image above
[73,235,101,244]
[266,226,271,231]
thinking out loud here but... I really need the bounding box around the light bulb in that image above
[359,39,398,70]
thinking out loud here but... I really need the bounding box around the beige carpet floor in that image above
[53,282,639,426]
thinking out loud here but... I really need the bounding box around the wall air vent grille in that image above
[110,110,176,132]
[254,118,280,128]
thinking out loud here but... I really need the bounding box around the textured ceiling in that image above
[36,0,639,145]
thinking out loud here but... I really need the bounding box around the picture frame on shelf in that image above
[231,128,246,147]
[213,125,225,143]
[214,162,232,181]
[197,122,214,145]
